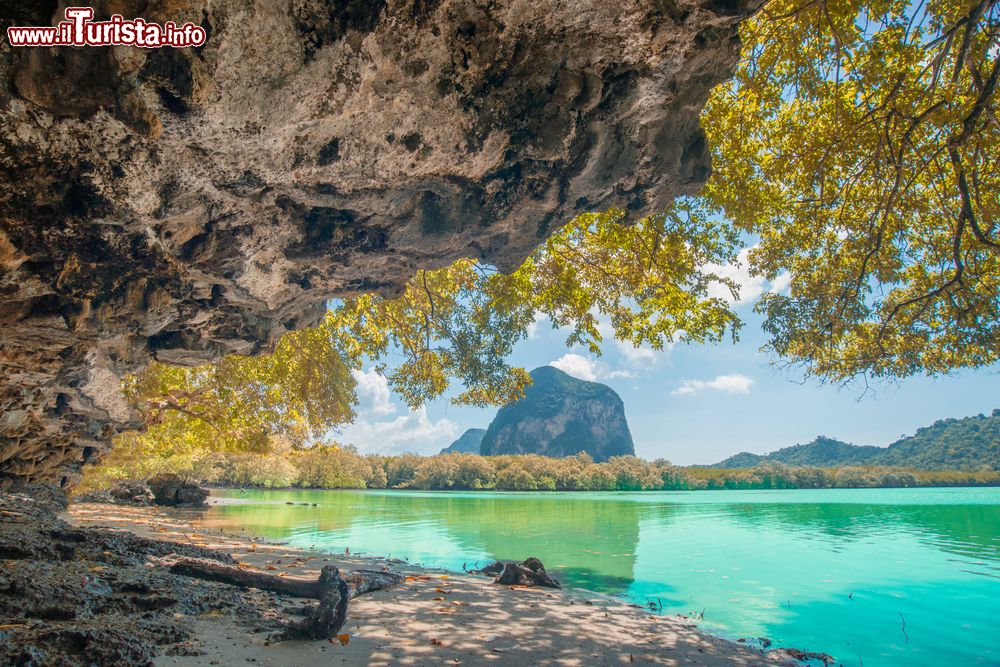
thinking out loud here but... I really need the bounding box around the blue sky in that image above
[337,250,999,465]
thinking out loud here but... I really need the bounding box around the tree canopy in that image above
[331,205,740,409]
[122,206,740,457]
[705,0,1000,381]
[126,321,357,453]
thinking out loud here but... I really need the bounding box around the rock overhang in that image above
[0,0,760,485]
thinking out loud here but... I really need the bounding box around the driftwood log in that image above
[169,558,402,598]
[168,558,403,639]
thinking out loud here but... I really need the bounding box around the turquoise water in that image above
[201,488,1000,665]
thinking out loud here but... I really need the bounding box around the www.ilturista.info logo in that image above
[6,7,206,48]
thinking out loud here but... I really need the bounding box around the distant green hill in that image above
[878,411,1000,470]
[709,410,1000,471]
[711,437,883,468]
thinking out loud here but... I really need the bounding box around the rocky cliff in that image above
[0,0,757,486]
[440,428,486,454]
[480,366,634,461]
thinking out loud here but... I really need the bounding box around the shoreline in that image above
[199,480,1000,494]
[65,499,811,666]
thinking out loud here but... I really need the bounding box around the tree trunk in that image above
[278,565,350,640]
[168,558,403,599]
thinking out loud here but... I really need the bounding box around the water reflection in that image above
[202,489,1000,589]
[203,491,643,591]
[699,500,1000,564]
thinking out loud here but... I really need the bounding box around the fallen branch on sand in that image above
[168,558,403,639]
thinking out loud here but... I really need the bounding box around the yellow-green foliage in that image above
[223,453,299,489]
[293,444,385,489]
[704,0,1000,380]
[687,464,1000,489]
[331,206,740,409]
[120,321,358,465]
[82,447,999,495]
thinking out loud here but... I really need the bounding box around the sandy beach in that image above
[62,500,806,667]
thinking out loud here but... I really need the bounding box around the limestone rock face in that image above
[0,0,756,486]
[440,428,486,454]
[480,366,635,461]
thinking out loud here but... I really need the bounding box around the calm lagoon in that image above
[201,487,1000,666]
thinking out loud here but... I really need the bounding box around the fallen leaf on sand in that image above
[432,597,445,601]
[430,638,444,646]
[265,565,277,570]
[435,588,449,594]
[336,634,350,646]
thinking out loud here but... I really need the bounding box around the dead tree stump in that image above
[278,565,350,640]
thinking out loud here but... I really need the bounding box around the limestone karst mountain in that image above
[440,428,487,455]
[480,366,635,462]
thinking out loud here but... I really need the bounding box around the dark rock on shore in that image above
[0,485,272,667]
[76,480,156,505]
[473,557,561,588]
[148,473,210,507]
[111,480,156,505]
[480,366,635,462]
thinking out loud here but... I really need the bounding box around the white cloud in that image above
[351,368,395,416]
[671,373,754,397]
[596,313,673,372]
[703,246,792,306]
[526,312,549,340]
[769,271,792,295]
[337,406,459,455]
[704,247,768,306]
[616,341,657,364]
[550,353,601,381]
